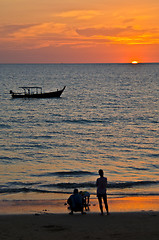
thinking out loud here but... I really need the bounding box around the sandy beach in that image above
[0,212,158,240]
[0,196,159,240]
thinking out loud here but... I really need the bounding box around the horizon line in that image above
[0,62,159,65]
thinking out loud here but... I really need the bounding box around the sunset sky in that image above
[0,0,159,63]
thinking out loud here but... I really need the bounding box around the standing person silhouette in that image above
[96,169,109,215]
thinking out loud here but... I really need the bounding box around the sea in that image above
[0,63,159,204]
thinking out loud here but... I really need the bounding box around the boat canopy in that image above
[19,87,43,95]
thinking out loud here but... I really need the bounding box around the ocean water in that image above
[0,63,159,202]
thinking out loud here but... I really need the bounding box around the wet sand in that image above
[0,196,159,215]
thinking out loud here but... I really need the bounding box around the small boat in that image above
[10,86,66,98]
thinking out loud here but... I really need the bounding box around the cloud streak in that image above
[56,10,102,20]
[0,24,38,37]
[76,26,146,37]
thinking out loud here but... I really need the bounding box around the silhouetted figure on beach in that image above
[67,188,84,214]
[79,191,90,211]
[96,169,109,215]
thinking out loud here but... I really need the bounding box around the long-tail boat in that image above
[10,86,66,98]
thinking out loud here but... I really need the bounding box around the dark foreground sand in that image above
[0,212,159,240]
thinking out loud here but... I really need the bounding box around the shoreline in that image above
[0,195,159,215]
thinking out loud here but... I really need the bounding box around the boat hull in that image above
[11,87,66,99]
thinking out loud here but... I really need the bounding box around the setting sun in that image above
[131,61,139,64]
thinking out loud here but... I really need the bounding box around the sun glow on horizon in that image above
[131,60,139,64]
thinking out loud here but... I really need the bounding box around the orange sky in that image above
[0,0,159,63]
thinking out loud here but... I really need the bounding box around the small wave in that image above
[41,180,159,189]
[151,164,159,169]
[147,154,159,158]
[0,187,72,195]
[0,156,22,164]
[55,171,95,176]
[128,166,148,171]
[108,180,159,189]
[150,120,159,124]
[42,182,95,189]
[0,187,49,194]
[31,171,95,177]
[0,123,11,129]
[64,118,111,125]
[7,181,41,187]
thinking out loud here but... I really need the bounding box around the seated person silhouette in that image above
[67,188,85,214]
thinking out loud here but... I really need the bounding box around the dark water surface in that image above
[0,63,158,201]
